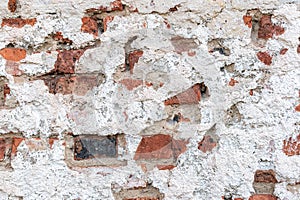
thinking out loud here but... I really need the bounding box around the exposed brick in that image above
[297,44,300,54]
[258,15,284,39]
[243,15,252,28]
[254,170,277,183]
[171,36,198,54]
[0,48,26,61]
[11,138,23,156]
[164,83,201,105]
[8,0,17,12]
[42,74,103,95]
[81,17,98,37]
[5,61,22,76]
[64,134,127,168]
[257,51,272,65]
[113,185,164,200]
[52,32,73,44]
[128,50,143,74]
[296,104,300,112]
[248,194,277,200]
[229,78,238,86]
[110,0,123,11]
[86,0,123,13]
[0,135,23,168]
[103,16,114,32]
[198,135,217,153]
[208,38,231,56]
[0,77,9,106]
[0,139,6,161]
[1,18,37,28]
[283,134,300,156]
[53,49,85,74]
[279,48,288,55]
[156,165,176,170]
[134,134,187,160]
[120,79,143,90]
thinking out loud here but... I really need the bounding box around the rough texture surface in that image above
[0,0,299,199]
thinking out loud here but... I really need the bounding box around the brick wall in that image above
[0,0,299,199]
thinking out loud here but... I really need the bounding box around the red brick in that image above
[81,17,98,37]
[229,78,238,86]
[128,50,143,74]
[156,165,176,170]
[243,15,252,28]
[54,49,85,74]
[11,138,23,156]
[8,0,17,12]
[134,134,187,160]
[283,134,300,156]
[258,15,284,39]
[257,51,272,65]
[249,89,254,96]
[119,79,143,90]
[103,16,114,32]
[0,48,26,62]
[164,83,201,105]
[1,18,36,28]
[297,45,300,54]
[248,194,277,200]
[279,48,288,55]
[254,170,277,183]
[198,135,217,153]
[110,0,123,11]
[296,104,300,112]
[0,139,6,161]
[43,74,101,95]
[52,32,73,44]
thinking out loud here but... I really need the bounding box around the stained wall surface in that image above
[0,0,300,199]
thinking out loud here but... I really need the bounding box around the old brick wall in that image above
[0,0,299,199]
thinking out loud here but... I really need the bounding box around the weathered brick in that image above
[295,104,300,112]
[243,15,252,28]
[257,51,272,65]
[53,49,85,74]
[42,74,103,95]
[0,135,23,169]
[5,61,23,76]
[171,36,198,54]
[8,0,17,12]
[198,135,218,153]
[283,134,300,156]
[164,83,201,105]
[119,79,143,90]
[134,134,187,162]
[0,77,9,107]
[64,134,127,168]
[81,17,98,37]
[258,15,284,40]
[279,48,288,55]
[254,170,277,183]
[1,18,37,28]
[103,16,114,32]
[127,50,143,74]
[229,78,238,86]
[113,185,164,200]
[52,32,73,44]
[0,48,26,62]
[74,135,117,160]
[248,194,277,200]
